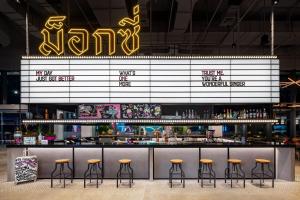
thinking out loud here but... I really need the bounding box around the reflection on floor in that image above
[0,147,300,200]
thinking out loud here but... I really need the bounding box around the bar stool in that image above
[84,159,103,188]
[198,159,216,188]
[116,159,133,188]
[50,159,73,188]
[251,158,274,188]
[169,159,185,188]
[225,159,245,188]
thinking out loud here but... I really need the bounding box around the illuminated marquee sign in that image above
[21,56,280,104]
[39,5,140,56]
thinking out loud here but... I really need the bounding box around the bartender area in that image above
[0,0,300,200]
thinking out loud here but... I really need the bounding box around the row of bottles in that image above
[176,109,196,119]
[175,108,269,119]
[216,108,268,119]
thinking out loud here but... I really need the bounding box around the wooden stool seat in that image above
[87,159,101,164]
[118,159,131,164]
[255,159,271,163]
[170,159,183,164]
[228,159,242,164]
[200,159,213,164]
[55,159,70,164]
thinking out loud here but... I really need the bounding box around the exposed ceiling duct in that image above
[0,0,39,38]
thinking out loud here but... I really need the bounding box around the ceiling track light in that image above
[272,0,279,5]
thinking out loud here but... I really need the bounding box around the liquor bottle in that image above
[263,108,267,119]
[45,108,49,120]
[182,112,185,119]
[243,109,246,119]
[223,109,226,119]
[191,109,194,119]
[175,110,178,117]
[245,109,249,119]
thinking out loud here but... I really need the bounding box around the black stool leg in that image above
[129,163,134,183]
[169,164,174,188]
[84,163,91,188]
[180,166,183,184]
[267,163,274,188]
[230,164,233,188]
[67,162,73,183]
[208,164,216,188]
[89,164,92,183]
[225,167,229,183]
[124,164,131,188]
[259,164,263,187]
[51,163,58,188]
[94,164,99,188]
[251,162,258,183]
[208,165,212,184]
[61,164,66,188]
[201,164,204,187]
[179,164,185,188]
[198,163,201,183]
[59,164,62,183]
[116,163,123,188]
[237,164,246,188]
[97,163,103,184]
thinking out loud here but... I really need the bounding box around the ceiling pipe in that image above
[218,0,259,47]
[195,0,224,43]
[167,0,175,33]
[271,4,274,55]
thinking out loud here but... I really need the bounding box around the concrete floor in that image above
[0,147,300,200]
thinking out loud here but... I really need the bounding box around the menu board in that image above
[79,104,120,119]
[21,57,280,104]
[121,104,161,119]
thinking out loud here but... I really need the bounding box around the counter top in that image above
[6,142,295,148]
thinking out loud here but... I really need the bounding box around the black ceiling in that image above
[0,0,300,70]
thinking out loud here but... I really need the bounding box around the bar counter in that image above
[6,143,295,182]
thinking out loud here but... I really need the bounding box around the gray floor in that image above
[1,147,300,200]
